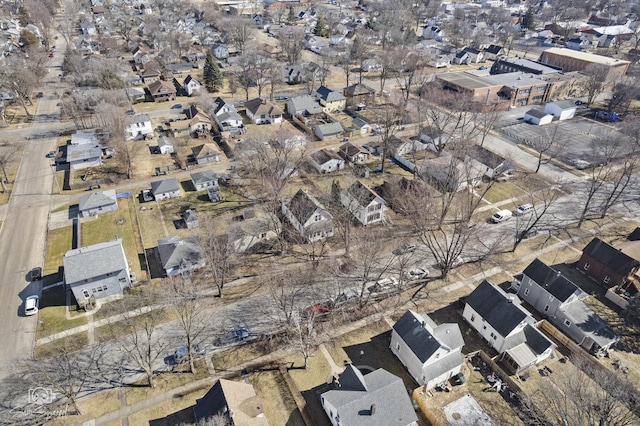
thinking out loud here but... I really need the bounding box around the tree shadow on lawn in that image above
[148,405,195,426]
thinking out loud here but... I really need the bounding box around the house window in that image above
[564,319,571,327]
[544,305,549,312]
[482,325,487,330]
[470,314,475,322]
[583,262,590,271]
[83,290,90,298]
[603,275,611,284]
[524,288,529,296]
[490,332,497,340]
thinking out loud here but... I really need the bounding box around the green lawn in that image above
[81,197,143,279]
[36,285,87,339]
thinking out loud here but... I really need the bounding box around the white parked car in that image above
[25,295,39,316]
[368,277,399,293]
[514,204,534,216]
[405,268,429,280]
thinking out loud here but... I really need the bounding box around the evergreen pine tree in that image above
[203,51,224,93]
[287,6,296,24]
[522,7,535,30]
[314,14,328,37]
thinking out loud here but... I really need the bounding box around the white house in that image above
[544,100,577,121]
[310,149,344,173]
[212,43,229,59]
[183,75,202,96]
[286,95,322,116]
[78,189,118,217]
[243,98,283,125]
[157,235,206,277]
[351,116,371,135]
[150,178,181,201]
[314,122,344,140]
[190,170,218,191]
[228,212,280,253]
[282,189,334,242]
[158,135,175,154]
[192,144,221,164]
[524,109,553,125]
[390,310,465,390]
[340,180,386,226]
[126,114,153,140]
[463,280,556,373]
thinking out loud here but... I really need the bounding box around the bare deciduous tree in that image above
[512,183,562,252]
[583,64,610,107]
[532,124,569,173]
[200,218,236,298]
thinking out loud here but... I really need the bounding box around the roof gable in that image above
[466,280,529,337]
[582,237,640,276]
[151,178,179,195]
[64,239,127,284]
[522,259,582,302]
[286,189,330,224]
[393,310,464,363]
[346,181,384,207]
[79,189,117,211]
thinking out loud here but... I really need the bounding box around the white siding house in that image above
[340,181,386,225]
[282,189,334,242]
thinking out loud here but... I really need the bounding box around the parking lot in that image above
[502,117,629,165]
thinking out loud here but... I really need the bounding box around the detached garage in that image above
[544,100,577,121]
[524,109,553,125]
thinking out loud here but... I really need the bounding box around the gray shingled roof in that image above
[503,324,555,356]
[315,122,344,136]
[286,189,329,224]
[151,178,179,196]
[190,170,217,186]
[346,180,383,207]
[130,114,151,125]
[289,95,322,115]
[393,310,463,363]
[562,300,619,348]
[157,235,204,271]
[322,365,418,426]
[311,149,342,166]
[522,259,582,302]
[582,237,640,276]
[64,239,127,284]
[78,189,117,212]
[465,280,529,337]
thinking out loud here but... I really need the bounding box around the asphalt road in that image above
[0,37,68,379]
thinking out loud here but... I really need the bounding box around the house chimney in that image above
[422,321,426,328]
[370,404,376,416]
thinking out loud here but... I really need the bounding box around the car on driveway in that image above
[30,267,42,280]
[514,204,534,216]
[25,295,39,316]
[491,210,512,223]
[171,103,183,109]
[405,268,429,280]
[393,243,416,255]
[46,150,56,158]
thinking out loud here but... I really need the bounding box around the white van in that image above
[491,209,513,223]
[514,204,534,216]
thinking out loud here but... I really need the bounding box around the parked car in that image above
[48,52,54,58]
[569,159,591,170]
[514,204,534,216]
[30,267,42,281]
[227,327,249,341]
[125,109,135,116]
[274,95,289,100]
[173,344,206,363]
[575,100,583,106]
[517,227,539,240]
[24,295,39,316]
[45,150,56,158]
[491,210,512,223]
[302,302,331,319]
[393,243,416,255]
[405,268,429,280]
[36,92,44,98]
[171,103,183,109]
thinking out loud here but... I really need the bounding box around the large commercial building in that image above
[539,48,630,80]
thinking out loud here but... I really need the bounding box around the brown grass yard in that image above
[35,332,88,358]
[251,369,305,426]
[44,227,73,276]
[80,197,145,280]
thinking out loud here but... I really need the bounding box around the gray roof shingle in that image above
[151,178,179,196]
[393,310,463,363]
[523,259,582,302]
[78,189,117,212]
[64,239,128,284]
[582,237,640,276]
[465,280,529,337]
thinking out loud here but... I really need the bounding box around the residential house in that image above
[186,105,212,135]
[150,178,181,201]
[378,176,431,213]
[566,36,597,51]
[132,46,150,64]
[63,239,132,308]
[512,259,619,353]
[190,170,218,191]
[463,280,556,373]
[79,20,96,35]
[157,235,206,277]
[168,120,191,138]
[338,142,369,164]
[390,310,465,390]
[148,79,177,102]
[343,83,375,108]
[361,58,382,72]
[141,67,161,84]
[127,87,146,102]
[453,50,470,65]
[76,37,98,55]
[463,47,484,63]
[577,237,640,288]
[320,365,418,426]
[351,116,371,135]
[340,180,386,226]
[193,379,268,425]
[316,86,346,112]
[422,25,446,41]
[158,135,175,154]
[125,114,153,140]
[314,122,344,140]
[282,189,334,242]
[183,75,202,96]
[78,189,118,217]
[286,95,322,116]
[192,144,221,164]
[483,44,505,61]
[544,100,577,121]
[182,209,199,229]
[213,97,244,133]
[388,135,427,157]
[464,145,514,180]
[310,149,345,173]
[243,98,283,125]
[418,155,481,193]
[67,144,102,170]
[524,109,553,125]
[228,211,280,253]
[211,43,229,60]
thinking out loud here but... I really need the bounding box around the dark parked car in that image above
[517,227,539,240]
[171,103,183,109]
[393,243,416,255]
